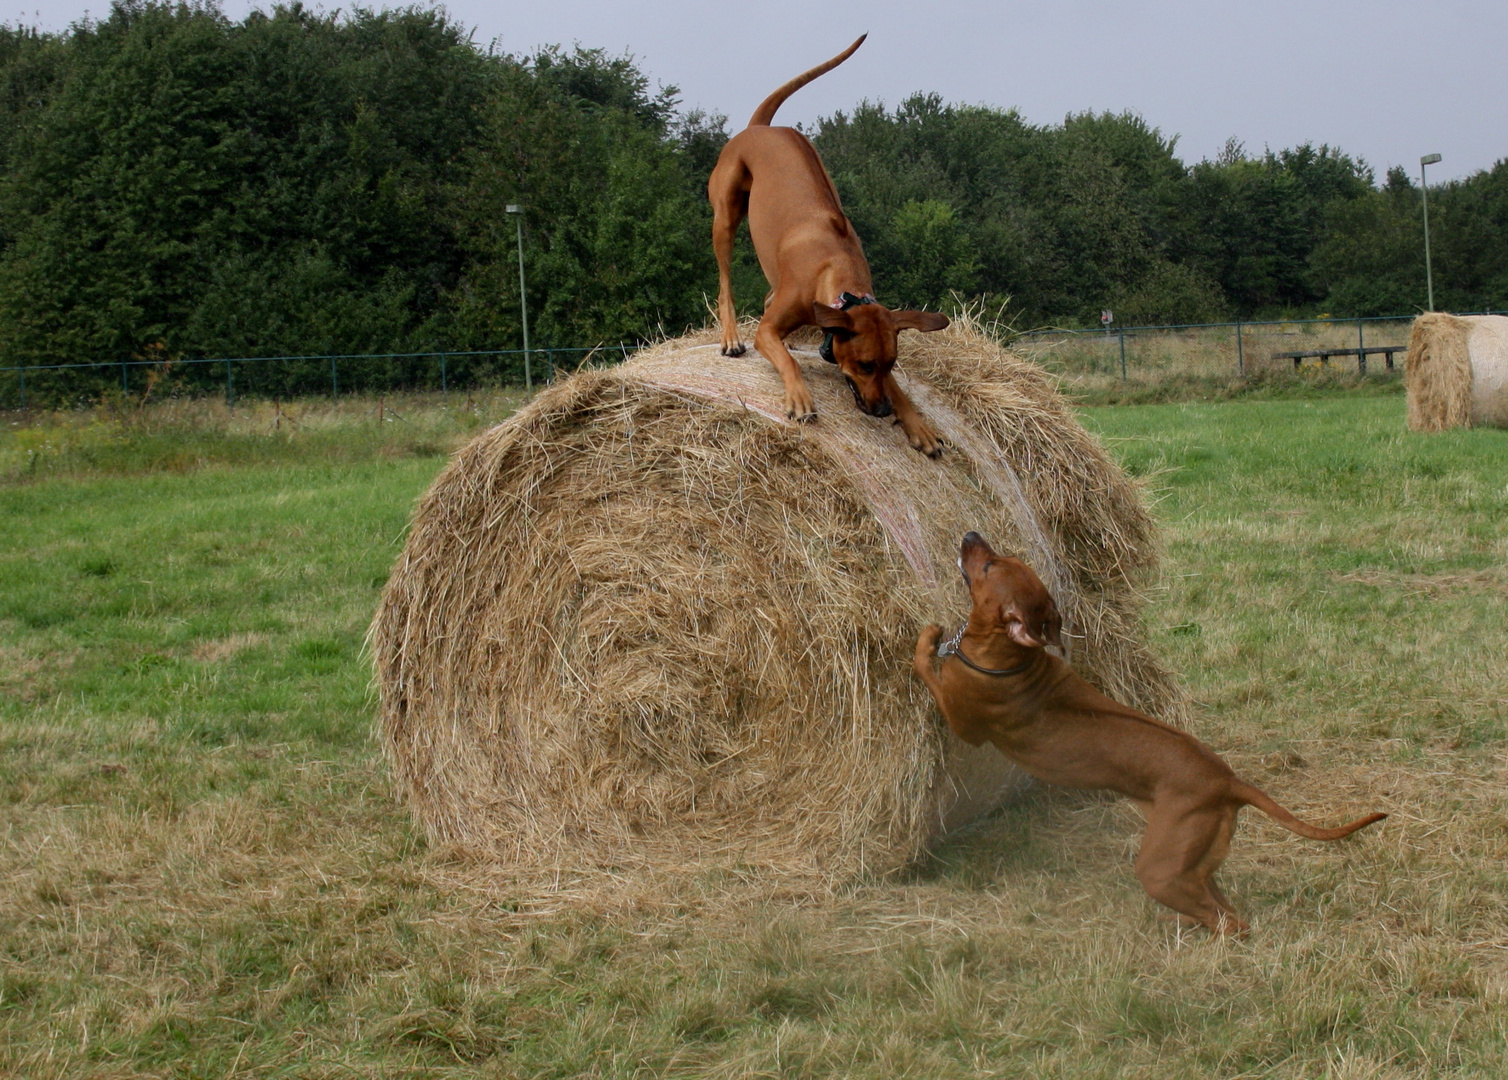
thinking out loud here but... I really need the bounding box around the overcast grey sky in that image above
[7,0,1505,181]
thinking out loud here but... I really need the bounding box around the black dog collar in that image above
[819,291,876,364]
[937,624,1034,678]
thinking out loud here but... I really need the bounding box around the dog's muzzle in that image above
[958,532,985,584]
[845,376,892,417]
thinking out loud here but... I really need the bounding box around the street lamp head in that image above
[505,204,522,214]
[1420,153,1442,166]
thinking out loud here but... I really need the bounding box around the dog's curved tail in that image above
[747,35,866,128]
[1232,780,1387,840]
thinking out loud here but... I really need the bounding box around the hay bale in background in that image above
[1406,313,1508,431]
[372,316,1183,886]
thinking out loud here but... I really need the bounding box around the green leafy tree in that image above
[1428,160,1508,311]
[0,2,1502,404]
[1310,167,1426,315]
[881,199,979,309]
[812,98,1224,326]
[0,2,494,395]
[1311,161,1508,315]
[440,46,713,371]
[1172,143,1372,316]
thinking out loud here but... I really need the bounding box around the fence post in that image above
[330,357,338,398]
[121,359,129,394]
[440,352,447,393]
[225,359,234,409]
[1357,318,1366,375]
[1235,318,1244,377]
[1117,327,1126,384]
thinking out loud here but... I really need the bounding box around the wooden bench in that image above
[1274,345,1406,373]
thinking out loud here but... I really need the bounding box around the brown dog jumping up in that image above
[913,532,1386,936]
[707,35,951,456]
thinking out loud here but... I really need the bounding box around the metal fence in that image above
[1010,312,1505,386]
[4,311,1507,408]
[0,344,635,410]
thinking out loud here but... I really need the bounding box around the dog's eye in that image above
[856,361,876,375]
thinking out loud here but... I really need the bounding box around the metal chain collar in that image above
[936,624,1034,678]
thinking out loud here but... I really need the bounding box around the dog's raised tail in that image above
[747,34,866,128]
[1233,780,1387,841]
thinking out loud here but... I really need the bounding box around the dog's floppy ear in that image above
[1002,597,1061,649]
[812,303,857,331]
[1002,604,1044,649]
[890,310,950,333]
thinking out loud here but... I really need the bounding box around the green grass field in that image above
[2,391,1505,1078]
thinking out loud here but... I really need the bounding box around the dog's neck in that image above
[816,265,875,307]
[960,621,1041,671]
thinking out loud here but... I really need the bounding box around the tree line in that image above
[0,2,1503,401]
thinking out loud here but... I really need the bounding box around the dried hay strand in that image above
[1406,312,1508,431]
[372,313,1184,890]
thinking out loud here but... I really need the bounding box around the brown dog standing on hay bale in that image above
[913,532,1387,936]
[707,35,951,456]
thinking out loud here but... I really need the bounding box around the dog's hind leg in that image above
[1135,805,1249,936]
[1195,810,1248,936]
[708,160,749,357]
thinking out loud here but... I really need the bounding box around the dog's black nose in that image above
[844,376,892,417]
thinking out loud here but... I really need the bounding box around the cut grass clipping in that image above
[373,316,1184,891]
[1405,311,1508,431]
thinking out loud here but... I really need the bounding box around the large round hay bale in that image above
[372,318,1183,885]
[1406,312,1508,431]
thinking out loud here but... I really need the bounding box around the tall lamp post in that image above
[505,203,532,391]
[1419,154,1441,312]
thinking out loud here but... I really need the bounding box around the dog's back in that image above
[941,650,1234,802]
[711,40,867,292]
[714,35,866,217]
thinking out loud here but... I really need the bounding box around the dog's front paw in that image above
[913,624,945,681]
[784,386,817,423]
[721,341,747,358]
[898,417,944,458]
